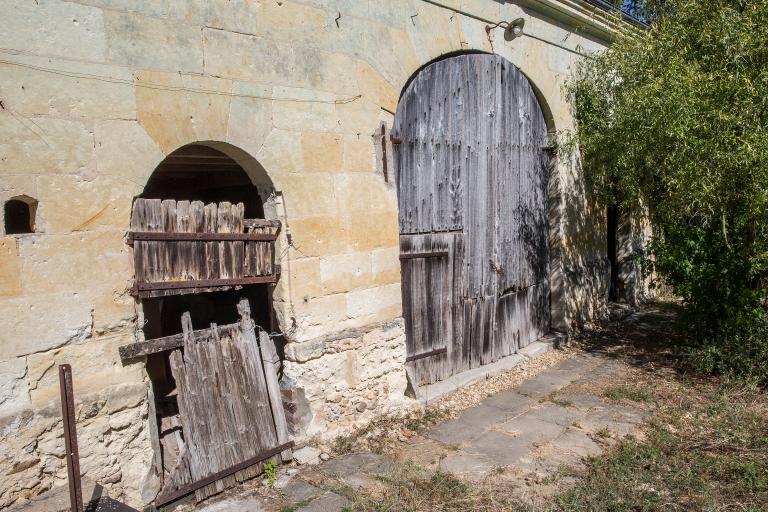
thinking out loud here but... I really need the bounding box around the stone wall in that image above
[0,0,621,508]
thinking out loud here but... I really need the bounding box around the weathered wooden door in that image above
[121,199,291,506]
[394,53,551,385]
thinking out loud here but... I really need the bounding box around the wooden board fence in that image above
[129,199,279,298]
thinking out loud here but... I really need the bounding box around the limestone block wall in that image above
[0,0,618,508]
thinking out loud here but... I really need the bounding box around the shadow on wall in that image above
[558,145,612,329]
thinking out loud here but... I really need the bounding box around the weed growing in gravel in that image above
[331,406,451,455]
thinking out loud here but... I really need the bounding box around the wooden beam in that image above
[399,251,449,260]
[154,441,295,508]
[243,218,282,229]
[118,323,241,361]
[132,275,279,297]
[258,330,292,462]
[405,347,448,363]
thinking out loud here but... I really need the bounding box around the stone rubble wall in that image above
[0,0,619,508]
[281,320,411,441]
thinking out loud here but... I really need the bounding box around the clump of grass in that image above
[263,459,278,487]
[345,462,523,511]
[603,385,653,403]
[594,427,612,440]
[541,392,574,408]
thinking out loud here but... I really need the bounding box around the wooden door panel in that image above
[395,54,551,385]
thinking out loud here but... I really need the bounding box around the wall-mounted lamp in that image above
[485,17,526,41]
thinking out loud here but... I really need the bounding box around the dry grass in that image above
[342,462,525,512]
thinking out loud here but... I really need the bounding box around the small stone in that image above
[293,446,322,466]
[286,468,299,476]
[356,401,368,412]
[319,452,330,461]
[7,458,40,475]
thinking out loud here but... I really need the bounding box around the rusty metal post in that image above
[380,123,389,183]
[59,364,83,512]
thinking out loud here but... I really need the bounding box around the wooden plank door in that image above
[155,301,292,506]
[394,53,550,385]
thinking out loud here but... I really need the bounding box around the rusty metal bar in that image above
[399,251,449,260]
[127,231,277,245]
[131,275,280,297]
[406,347,448,363]
[59,364,83,512]
[381,124,389,183]
[154,441,295,508]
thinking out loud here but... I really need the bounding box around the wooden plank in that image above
[258,329,292,462]
[244,218,281,229]
[398,251,449,260]
[133,275,279,296]
[118,323,241,361]
[405,347,447,363]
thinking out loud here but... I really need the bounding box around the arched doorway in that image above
[126,143,291,506]
[394,53,551,386]
[138,144,273,339]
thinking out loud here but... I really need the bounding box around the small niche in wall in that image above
[4,196,37,235]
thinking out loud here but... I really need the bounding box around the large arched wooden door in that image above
[394,53,550,386]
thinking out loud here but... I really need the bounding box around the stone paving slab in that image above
[551,427,603,458]
[482,389,536,414]
[529,402,587,427]
[438,450,500,477]
[497,412,569,443]
[318,452,383,477]
[280,477,323,504]
[429,403,513,445]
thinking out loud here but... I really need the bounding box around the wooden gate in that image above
[119,301,292,507]
[394,53,551,385]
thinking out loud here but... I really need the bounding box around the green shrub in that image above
[689,318,768,386]
[567,0,768,383]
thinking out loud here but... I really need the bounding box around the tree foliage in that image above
[569,0,768,383]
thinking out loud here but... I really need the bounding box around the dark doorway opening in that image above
[137,144,278,488]
[607,205,619,302]
[142,145,264,218]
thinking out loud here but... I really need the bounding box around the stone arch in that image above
[134,140,284,337]
[140,140,280,220]
[133,140,288,494]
